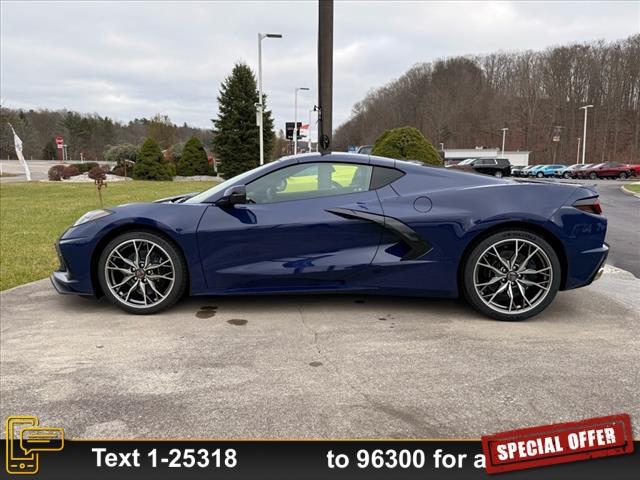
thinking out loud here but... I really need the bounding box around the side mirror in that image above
[216,185,247,206]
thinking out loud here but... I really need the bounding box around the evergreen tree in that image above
[42,139,58,160]
[133,137,174,180]
[212,63,275,178]
[176,137,210,176]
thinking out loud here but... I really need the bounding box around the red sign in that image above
[56,136,64,146]
[481,414,633,474]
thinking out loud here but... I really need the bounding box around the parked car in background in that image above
[511,165,526,177]
[448,157,511,177]
[526,165,548,177]
[516,165,540,177]
[555,164,583,179]
[577,162,632,179]
[533,165,566,178]
[356,145,373,155]
[624,163,640,177]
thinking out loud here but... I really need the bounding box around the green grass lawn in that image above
[0,172,18,177]
[0,180,215,291]
[624,184,640,194]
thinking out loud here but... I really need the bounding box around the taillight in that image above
[573,197,602,215]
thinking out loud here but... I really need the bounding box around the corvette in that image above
[51,153,608,321]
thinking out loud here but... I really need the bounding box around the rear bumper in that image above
[563,243,609,290]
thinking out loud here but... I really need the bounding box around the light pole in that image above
[579,104,593,164]
[309,108,315,153]
[257,32,282,165]
[576,137,581,164]
[294,87,309,155]
[500,127,509,158]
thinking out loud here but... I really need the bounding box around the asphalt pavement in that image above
[1,265,638,440]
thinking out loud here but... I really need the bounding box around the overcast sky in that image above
[1,1,639,138]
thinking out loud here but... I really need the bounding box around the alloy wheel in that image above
[104,239,175,309]
[473,238,553,315]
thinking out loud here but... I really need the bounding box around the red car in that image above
[577,162,632,179]
[625,163,640,177]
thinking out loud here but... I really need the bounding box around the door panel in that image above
[196,191,384,292]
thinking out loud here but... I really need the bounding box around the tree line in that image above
[0,108,213,161]
[334,35,640,165]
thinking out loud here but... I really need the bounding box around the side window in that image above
[370,166,404,189]
[246,162,373,204]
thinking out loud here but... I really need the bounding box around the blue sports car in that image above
[52,153,608,321]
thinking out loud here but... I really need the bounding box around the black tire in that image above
[536,172,544,178]
[589,172,598,180]
[462,229,561,321]
[98,231,187,314]
[494,171,503,178]
[619,172,627,179]
[563,172,571,179]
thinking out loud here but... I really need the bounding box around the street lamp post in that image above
[500,128,509,158]
[294,87,309,155]
[579,104,593,164]
[576,137,581,164]
[309,108,315,153]
[257,32,282,165]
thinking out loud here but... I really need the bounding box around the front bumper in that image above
[50,270,93,296]
[51,234,97,296]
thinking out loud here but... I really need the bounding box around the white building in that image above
[442,148,531,167]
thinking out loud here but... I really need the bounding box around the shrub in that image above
[371,127,443,166]
[103,143,138,166]
[48,165,66,181]
[88,166,107,180]
[175,137,210,176]
[133,137,174,181]
[110,165,132,178]
[63,165,80,178]
[77,161,99,174]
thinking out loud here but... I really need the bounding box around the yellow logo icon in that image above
[5,416,64,475]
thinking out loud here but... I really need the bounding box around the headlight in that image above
[73,209,113,226]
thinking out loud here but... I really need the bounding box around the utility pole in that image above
[317,0,333,154]
[579,105,593,164]
[257,32,282,165]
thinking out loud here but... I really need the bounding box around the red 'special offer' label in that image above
[481,414,633,474]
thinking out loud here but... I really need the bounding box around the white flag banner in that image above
[8,123,31,181]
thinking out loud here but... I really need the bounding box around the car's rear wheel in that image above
[462,230,561,321]
[98,231,187,314]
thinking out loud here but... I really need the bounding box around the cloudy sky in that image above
[1,1,639,138]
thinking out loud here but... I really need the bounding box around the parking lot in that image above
[1,176,639,440]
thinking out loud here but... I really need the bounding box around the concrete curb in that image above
[620,184,640,198]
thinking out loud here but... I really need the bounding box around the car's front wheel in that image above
[563,172,571,178]
[98,231,187,314]
[494,171,503,178]
[619,172,627,179]
[462,230,561,321]
[589,172,598,179]
[536,172,544,178]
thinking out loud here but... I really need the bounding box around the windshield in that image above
[184,161,278,203]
